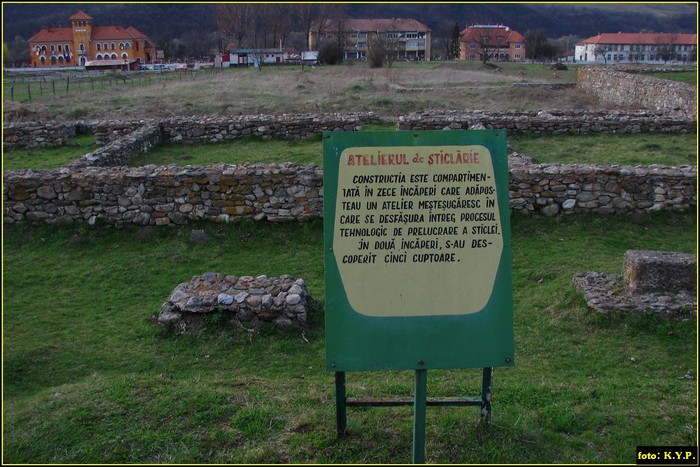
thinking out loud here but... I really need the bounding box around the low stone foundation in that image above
[573,250,697,318]
[156,272,310,331]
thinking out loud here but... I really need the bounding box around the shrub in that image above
[318,40,341,65]
[367,37,385,68]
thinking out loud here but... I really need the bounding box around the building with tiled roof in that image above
[309,18,431,61]
[575,32,697,64]
[28,10,156,67]
[459,24,526,62]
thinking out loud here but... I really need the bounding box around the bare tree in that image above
[265,4,293,50]
[214,3,257,49]
[472,27,502,64]
[382,20,405,67]
[294,3,321,51]
[329,5,348,62]
[656,33,680,63]
[593,44,610,64]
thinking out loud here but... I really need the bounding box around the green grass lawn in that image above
[3,132,695,170]
[2,134,98,170]
[125,132,695,168]
[3,211,696,464]
[509,133,697,166]
[642,71,696,85]
[128,136,324,167]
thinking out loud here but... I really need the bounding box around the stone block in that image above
[623,250,696,295]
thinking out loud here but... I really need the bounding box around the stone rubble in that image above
[573,250,697,318]
[156,272,310,331]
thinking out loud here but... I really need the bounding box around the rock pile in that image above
[156,272,310,331]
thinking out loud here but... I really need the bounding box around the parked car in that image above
[152,64,166,71]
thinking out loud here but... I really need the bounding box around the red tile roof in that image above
[352,18,430,32]
[28,11,153,45]
[91,25,141,40]
[579,32,697,46]
[319,18,430,33]
[29,27,73,43]
[69,10,93,21]
[460,25,525,47]
[29,25,151,43]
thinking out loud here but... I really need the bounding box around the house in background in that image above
[575,32,697,64]
[28,10,156,67]
[309,18,431,61]
[459,24,526,62]
[223,47,290,67]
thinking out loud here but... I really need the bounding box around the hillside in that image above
[3,2,696,45]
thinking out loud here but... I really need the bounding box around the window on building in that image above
[96,54,102,60]
[514,54,521,60]
[111,42,115,50]
[120,43,125,50]
[112,53,117,59]
[514,43,521,49]
[65,44,70,52]
[125,43,131,50]
[58,44,62,51]
[79,43,84,51]
[96,43,101,50]
[50,44,55,52]
[470,42,476,49]
[122,53,128,59]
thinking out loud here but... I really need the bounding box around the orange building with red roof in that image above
[459,24,526,62]
[29,10,156,67]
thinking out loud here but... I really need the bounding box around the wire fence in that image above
[4,67,224,103]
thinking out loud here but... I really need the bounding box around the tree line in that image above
[3,3,692,67]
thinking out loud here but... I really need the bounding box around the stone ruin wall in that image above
[4,159,694,228]
[4,110,695,151]
[577,66,696,119]
[397,109,695,134]
[3,110,697,227]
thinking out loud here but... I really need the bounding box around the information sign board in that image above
[324,130,514,372]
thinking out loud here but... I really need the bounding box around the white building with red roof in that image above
[28,10,156,68]
[575,32,697,64]
[309,18,431,61]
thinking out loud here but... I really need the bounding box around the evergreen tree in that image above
[449,22,460,59]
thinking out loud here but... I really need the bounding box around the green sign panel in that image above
[324,130,513,372]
